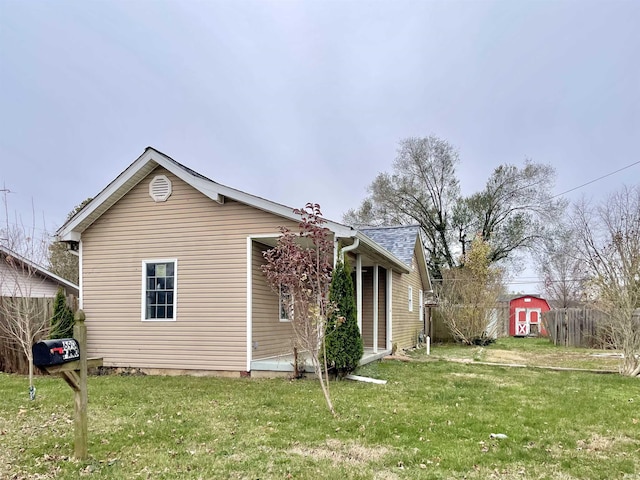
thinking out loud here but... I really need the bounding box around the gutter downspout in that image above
[339,238,359,263]
[339,238,362,334]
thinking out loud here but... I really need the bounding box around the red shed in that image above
[509,295,550,336]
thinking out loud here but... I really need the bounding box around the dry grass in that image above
[289,438,390,465]
[421,337,623,371]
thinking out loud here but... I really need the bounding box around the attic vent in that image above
[149,175,172,202]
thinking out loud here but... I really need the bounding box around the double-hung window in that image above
[408,286,413,312]
[279,285,292,322]
[143,260,177,321]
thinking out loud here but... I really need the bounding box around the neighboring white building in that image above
[0,245,79,298]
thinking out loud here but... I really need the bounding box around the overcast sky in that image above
[1,0,638,284]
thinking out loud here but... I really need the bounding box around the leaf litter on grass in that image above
[288,438,390,466]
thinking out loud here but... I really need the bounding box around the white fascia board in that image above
[62,231,81,242]
[154,155,355,237]
[356,232,411,274]
[56,149,160,240]
[202,181,355,237]
[0,245,79,293]
[56,146,356,241]
[42,270,79,293]
[415,234,433,290]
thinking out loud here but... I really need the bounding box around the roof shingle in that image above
[360,225,420,267]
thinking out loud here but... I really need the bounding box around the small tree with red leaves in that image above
[261,203,336,415]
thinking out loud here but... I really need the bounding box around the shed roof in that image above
[498,293,544,303]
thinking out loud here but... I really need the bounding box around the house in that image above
[359,225,432,349]
[508,294,550,336]
[55,147,432,376]
[0,245,79,298]
[0,245,79,374]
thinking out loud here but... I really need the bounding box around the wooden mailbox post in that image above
[34,310,102,459]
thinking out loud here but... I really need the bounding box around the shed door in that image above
[515,308,542,336]
[515,308,529,335]
[529,310,540,335]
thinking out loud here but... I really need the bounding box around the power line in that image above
[551,159,640,199]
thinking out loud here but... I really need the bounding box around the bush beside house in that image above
[324,259,363,376]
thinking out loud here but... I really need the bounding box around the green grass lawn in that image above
[1,351,638,479]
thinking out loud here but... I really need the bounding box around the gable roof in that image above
[55,147,418,275]
[360,225,432,288]
[56,146,356,241]
[360,225,421,267]
[0,245,79,295]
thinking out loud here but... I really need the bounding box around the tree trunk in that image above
[28,353,35,400]
[621,354,640,377]
[310,353,335,416]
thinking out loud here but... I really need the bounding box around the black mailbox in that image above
[32,338,80,367]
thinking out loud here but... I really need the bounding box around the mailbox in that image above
[32,338,80,367]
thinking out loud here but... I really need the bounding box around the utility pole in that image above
[1,186,11,244]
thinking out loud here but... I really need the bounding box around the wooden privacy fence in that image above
[0,295,78,374]
[543,308,604,348]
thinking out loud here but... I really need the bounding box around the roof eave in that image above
[415,231,432,290]
[56,148,161,239]
[0,246,79,293]
[56,147,356,241]
[356,232,411,274]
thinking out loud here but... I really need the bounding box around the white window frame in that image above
[142,259,177,321]
[408,286,413,312]
[419,289,424,322]
[279,284,292,322]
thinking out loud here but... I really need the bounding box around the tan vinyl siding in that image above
[81,167,298,371]
[377,268,387,349]
[360,267,387,349]
[251,241,294,359]
[391,253,426,349]
[361,270,373,348]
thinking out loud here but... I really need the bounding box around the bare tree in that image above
[261,204,336,415]
[458,161,566,265]
[437,236,504,345]
[47,197,92,284]
[344,136,461,278]
[536,226,587,308]
[343,136,564,279]
[1,191,49,266]
[0,248,52,398]
[573,185,640,377]
[0,190,53,397]
[48,242,79,284]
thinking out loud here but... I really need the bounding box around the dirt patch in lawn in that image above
[289,439,389,466]
[449,372,483,378]
[483,350,528,365]
[482,349,620,371]
[456,464,584,479]
[576,433,635,455]
[447,371,518,388]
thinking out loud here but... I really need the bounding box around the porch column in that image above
[386,268,393,350]
[356,253,363,333]
[373,264,379,354]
